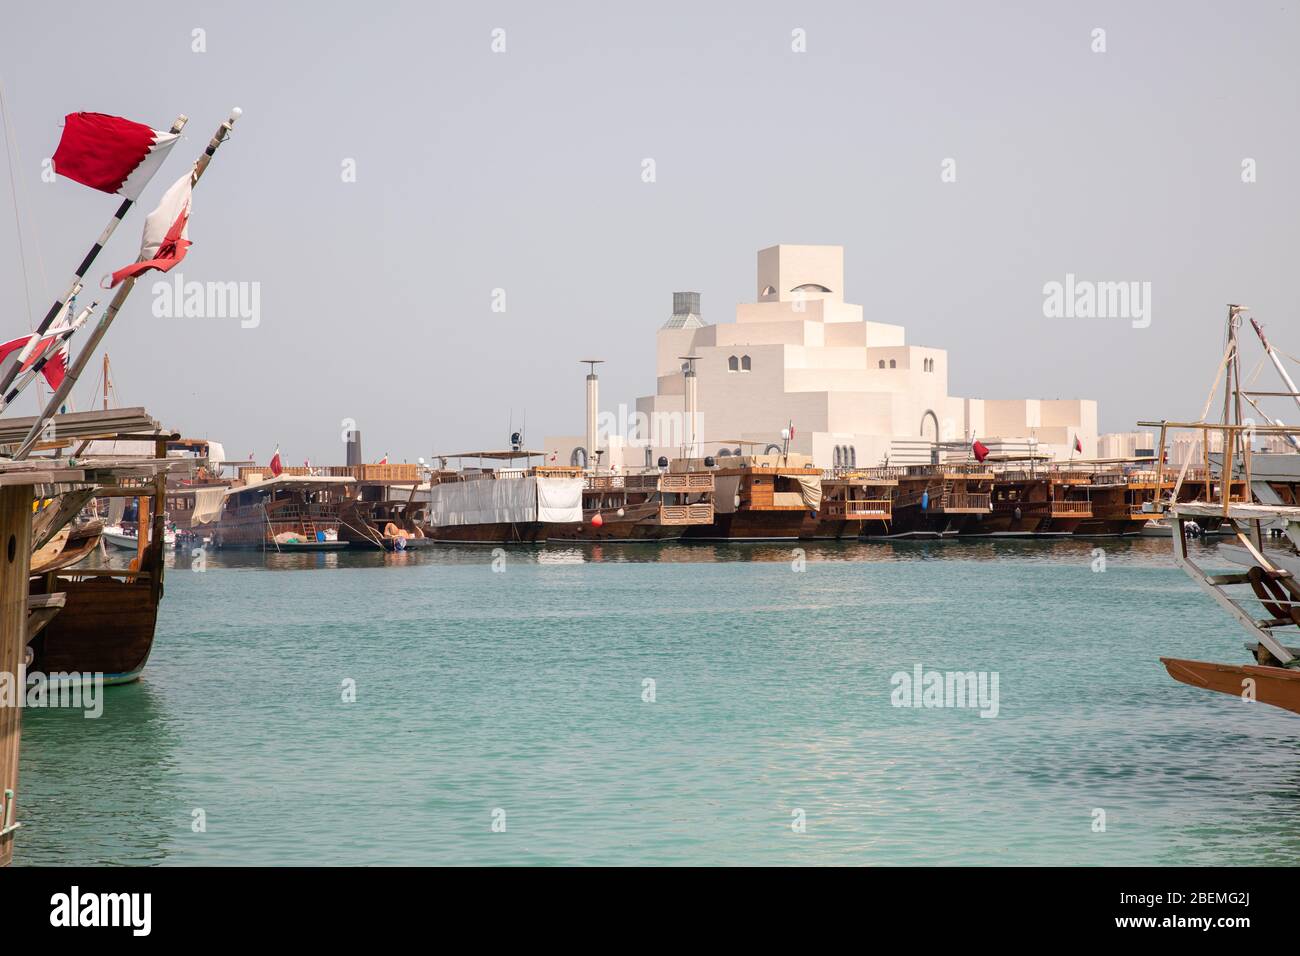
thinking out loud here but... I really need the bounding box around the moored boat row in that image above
[172,451,1246,546]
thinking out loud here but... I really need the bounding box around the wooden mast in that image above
[0,480,35,867]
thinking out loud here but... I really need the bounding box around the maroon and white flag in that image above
[269,446,283,477]
[972,439,990,462]
[0,331,70,390]
[52,112,180,200]
[108,172,193,287]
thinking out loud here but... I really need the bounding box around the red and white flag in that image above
[377,453,389,465]
[0,331,71,390]
[972,439,990,462]
[1074,435,1083,454]
[52,112,180,200]
[108,172,192,287]
[269,446,283,477]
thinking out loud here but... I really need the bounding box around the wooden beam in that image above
[0,482,34,867]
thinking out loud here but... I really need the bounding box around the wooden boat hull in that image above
[28,576,159,684]
[422,522,553,544]
[1036,516,1085,535]
[273,540,349,552]
[682,509,808,541]
[1161,657,1300,716]
[867,506,969,539]
[1071,518,1142,536]
[799,516,866,539]
[550,518,685,542]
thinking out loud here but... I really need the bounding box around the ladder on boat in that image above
[1174,508,1300,668]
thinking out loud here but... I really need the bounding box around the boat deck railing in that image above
[270,504,340,524]
[938,491,993,513]
[586,473,714,494]
[659,502,714,525]
[822,498,893,520]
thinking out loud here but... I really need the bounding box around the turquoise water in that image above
[15,538,1300,866]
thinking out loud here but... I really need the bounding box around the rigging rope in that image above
[0,75,52,408]
[1171,339,1236,503]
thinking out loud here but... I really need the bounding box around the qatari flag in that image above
[52,112,180,200]
[109,172,192,287]
[972,439,990,462]
[0,332,69,390]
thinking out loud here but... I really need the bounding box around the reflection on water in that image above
[76,534,1225,571]
[22,533,1295,866]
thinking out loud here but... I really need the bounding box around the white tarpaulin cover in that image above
[536,477,583,523]
[424,476,584,526]
[427,476,538,526]
[796,475,823,511]
[714,475,741,514]
[190,487,226,525]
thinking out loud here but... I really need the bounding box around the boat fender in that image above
[921,491,929,511]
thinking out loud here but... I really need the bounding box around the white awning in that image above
[190,487,225,525]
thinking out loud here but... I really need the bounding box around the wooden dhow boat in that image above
[800,468,896,539]
[5,409,198,685]
[550,467,715,542]
[329,463,430,550]
[963,458,1091,537]
[208,473,353,550]
[418,451,584,544]
[681,453,822,541]
[1147,306,1300,715]
[872,462,993,539]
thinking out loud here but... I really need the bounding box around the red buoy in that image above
[591,512,604,528]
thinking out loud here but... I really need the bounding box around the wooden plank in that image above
[0,483,33,867]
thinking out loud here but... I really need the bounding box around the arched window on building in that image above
[849,446,857,467]
[833,446,843,468]
[740,354,751,371]
[878,359,885,369]
[728,355,738,372]
[889,359,897,369]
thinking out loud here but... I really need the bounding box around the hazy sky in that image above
[1,1,1296,463]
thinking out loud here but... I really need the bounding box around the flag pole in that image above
[0,114,189,402]
[10,108,240,459]
[0,300,96,411]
